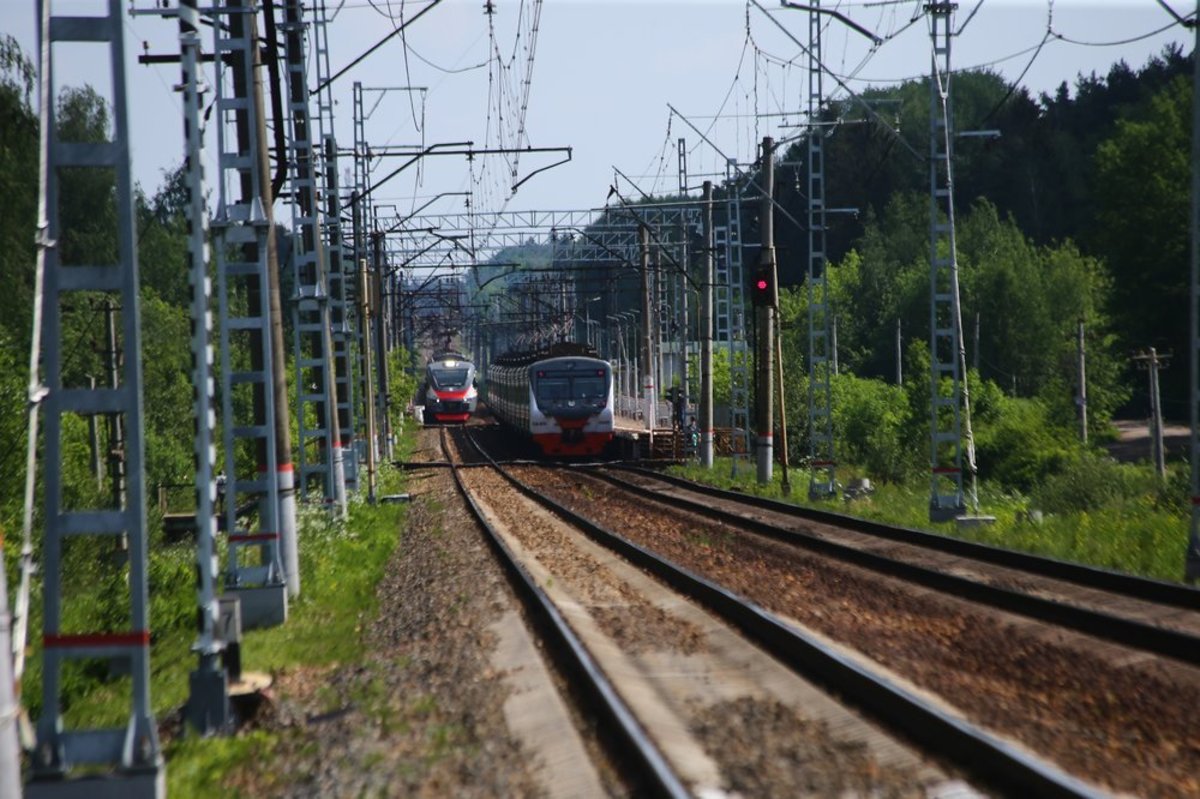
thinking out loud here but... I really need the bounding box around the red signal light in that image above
[756,278,768,291]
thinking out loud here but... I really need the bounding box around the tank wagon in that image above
[487,343,614,457]
[422,351,477,424]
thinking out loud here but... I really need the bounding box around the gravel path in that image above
[226,430,548,797]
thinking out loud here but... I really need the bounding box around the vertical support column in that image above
[726,167,752,476]
[374,233,393,459]
[358,257,378,502]
[30,1,164,793]
[640,226,657,443]
[1078,320,1088,444]
[323,135,358,491]
[282,0,346,515]
[1188,0,1200,582]
[700,180,715,468]
[927,2,967,521]
[214,0,287,628]
[178,0,229,733]
[756,137,776,485]
[807,1,837,499]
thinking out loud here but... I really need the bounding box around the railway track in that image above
[590,466,1200,665]
[499,458,1200,798]
[442,427,1141,798]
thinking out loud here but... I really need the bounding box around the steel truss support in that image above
[807,1,837,499]
[927,2,968,521]
[281,0,346,515]
[719,164,753,475]
[29,1,164,793]
[312,0,358,491]
[178,0,230,732]
[213,0,287,628]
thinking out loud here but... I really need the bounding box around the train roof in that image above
[491,342,601,368]
[428,351,472,365]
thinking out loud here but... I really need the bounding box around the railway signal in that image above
[750,265,776,308]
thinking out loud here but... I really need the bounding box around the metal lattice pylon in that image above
[725,164,752,475]
[178,0,229,731]
[312,0,358,491]
[213,1,288,627]
[807,1,837,499]
[928,3,967,521]
[30,0,163,792]
[282,0,346,513]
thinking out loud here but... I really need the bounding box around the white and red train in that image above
[422,352,478,424]
[486,343,614,457]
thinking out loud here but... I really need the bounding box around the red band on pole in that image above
[229,532,280,542]
[44,631,150,648]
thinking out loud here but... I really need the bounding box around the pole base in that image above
[185,665,231,735]
[227,583,287,629]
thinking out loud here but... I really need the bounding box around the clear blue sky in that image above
[3,1,1194,219]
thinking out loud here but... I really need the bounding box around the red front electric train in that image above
[422,352,478,424]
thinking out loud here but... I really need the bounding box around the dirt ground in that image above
[1105,419,1190,463]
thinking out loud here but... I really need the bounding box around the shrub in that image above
[972,385,1073,491]
[1031,452,1157,513]
[830,374,920,482]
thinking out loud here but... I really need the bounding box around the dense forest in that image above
[0,35,1194,528]
[538,46,1195,491]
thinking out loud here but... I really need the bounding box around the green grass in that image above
[166,442,415,796]
[15,429,414,793]
[667,457,1192,583]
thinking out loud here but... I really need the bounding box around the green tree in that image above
[1093,74,1190,408]
[0,35,38,347]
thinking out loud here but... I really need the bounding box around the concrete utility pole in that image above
[103,297,125,511]
[641,225,657,442]
[1077,320,1088,445]
[358,258,378,502]
[701,181,715,468]
[1188,0,1200,583]
[1134,348,1169,480]
[373,234,392,460]
[0,533,18,798]
[756,136,776,485]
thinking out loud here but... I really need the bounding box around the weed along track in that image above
[505,462,1200,799]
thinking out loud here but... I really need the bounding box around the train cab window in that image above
[430,368,469,389]
[574,376,606,404]
[535,376,571,404]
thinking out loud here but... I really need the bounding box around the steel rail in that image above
[587,467,1200,666]
[439,430,690,799]
[610,465,1200,610]
[461,432,1104,798]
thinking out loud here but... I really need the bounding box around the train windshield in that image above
[429,367,470,390]
[534,367,608,409]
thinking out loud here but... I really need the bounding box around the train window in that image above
[574,376,606,400]
[430,368,470,389]
[535,376,571,403]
